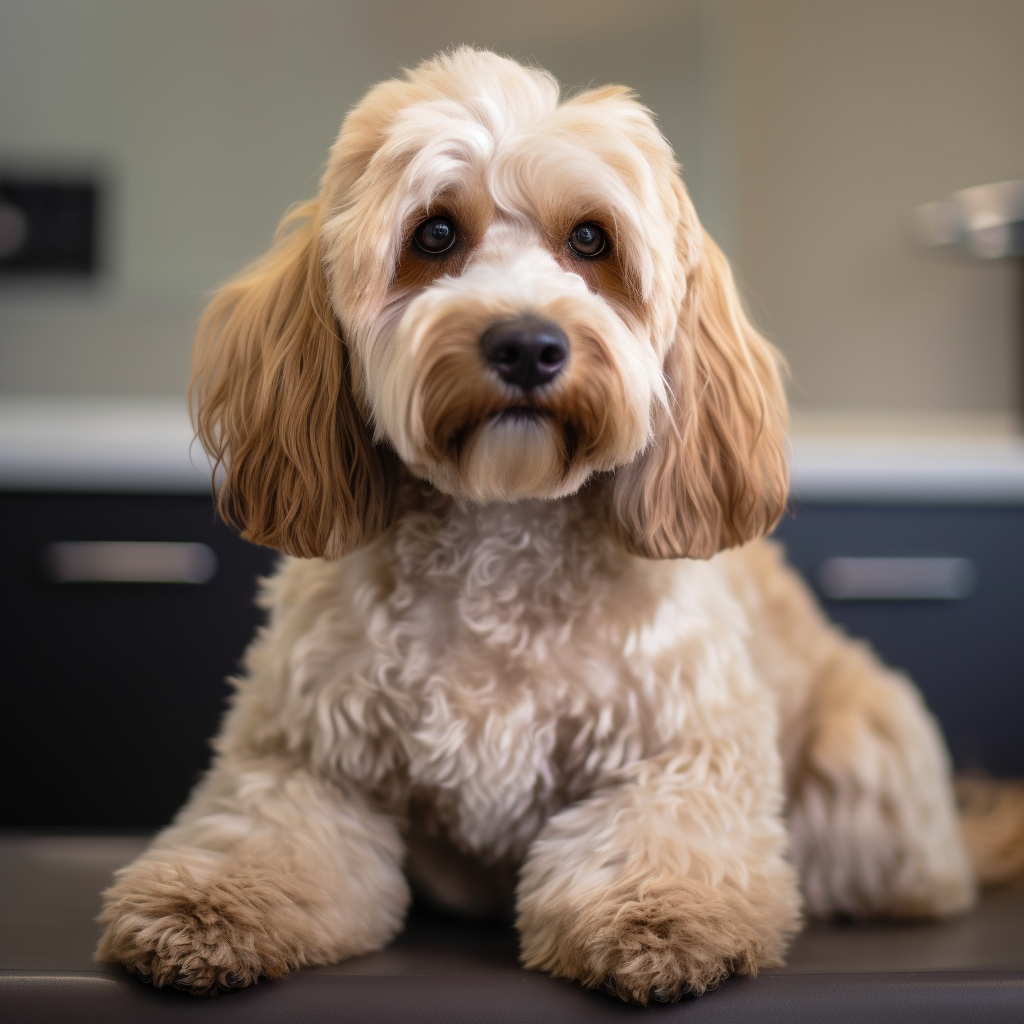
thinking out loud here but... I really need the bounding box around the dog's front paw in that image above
[520,879,796,1004]
[97,859,303,994]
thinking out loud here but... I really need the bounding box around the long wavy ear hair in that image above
[190,200,398,560]
[611,215,789,560]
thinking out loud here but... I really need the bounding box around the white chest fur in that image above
[235,496,760,863]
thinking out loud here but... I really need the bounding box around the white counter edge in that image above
[789,436,1024,504]
[0,398,212,493]
[3,398,1024,503]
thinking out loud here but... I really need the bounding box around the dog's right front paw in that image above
[97,861,301,994]
[114,937,264,995]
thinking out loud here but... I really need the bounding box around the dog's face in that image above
[319,55,688,505]
[193,49,788,561]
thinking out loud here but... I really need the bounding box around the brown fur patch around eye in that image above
[546,213,645,328]
[393,189,493,294]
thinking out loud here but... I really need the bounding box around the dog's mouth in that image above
[419,395,593,502]
[485,406,581,467]
[490,406,552,424]
[444,405,557,461]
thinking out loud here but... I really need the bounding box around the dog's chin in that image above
[417,410,593,504]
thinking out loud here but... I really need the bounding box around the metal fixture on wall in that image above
[915,180,1024,260]
[915,180,1024,409]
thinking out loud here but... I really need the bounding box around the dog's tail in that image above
[957,777,1024,885]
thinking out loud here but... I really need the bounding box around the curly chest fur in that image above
[255,495,743,862]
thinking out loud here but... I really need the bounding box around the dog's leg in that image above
[516,701,802,1004]
[97,756,408,993]
[726,540,976,919]
[786,640,976,918]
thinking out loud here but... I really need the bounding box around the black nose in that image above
[480,317,569,391]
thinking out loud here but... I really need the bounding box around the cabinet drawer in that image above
[773,504,1024,777]
[1,492,275,827]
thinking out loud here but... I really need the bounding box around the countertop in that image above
[2,397,1024,503]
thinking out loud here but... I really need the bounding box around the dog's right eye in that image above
[412,216,457,256]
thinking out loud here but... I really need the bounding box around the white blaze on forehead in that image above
[426,55,561,137]
[467,221,570,278]
[412,241,590,341]
[371,60,561,213]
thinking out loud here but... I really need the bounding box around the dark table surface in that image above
[2,835,1023,1023]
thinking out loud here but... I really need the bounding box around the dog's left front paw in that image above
[520,879,797,1004]
[587,888,766,1003]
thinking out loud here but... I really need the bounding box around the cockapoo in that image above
[98,49,994,1003]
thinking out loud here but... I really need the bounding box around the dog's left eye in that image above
[568,223,607,258]
[413,216,457,255]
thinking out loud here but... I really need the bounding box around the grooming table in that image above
[1,835,1022,1023]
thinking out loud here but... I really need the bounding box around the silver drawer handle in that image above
[44,542,217,584]
[816,556,976,601]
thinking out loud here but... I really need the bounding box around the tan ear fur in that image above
[191,200,398,559]
[612,229,789,560]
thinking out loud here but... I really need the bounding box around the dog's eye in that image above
[413,216,457,255]
[567,223,607,258]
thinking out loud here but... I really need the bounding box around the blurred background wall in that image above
[1,0,1022,416]
[735,0,1024,415]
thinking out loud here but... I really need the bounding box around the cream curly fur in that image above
[98,49,983,1003]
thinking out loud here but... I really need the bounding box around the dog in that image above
[98,48,995,1003]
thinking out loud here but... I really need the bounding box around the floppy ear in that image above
[191,200,398,559]
[611,228,789,560]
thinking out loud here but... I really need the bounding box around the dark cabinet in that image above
[1,493,275,828]
[774,504,1024,778]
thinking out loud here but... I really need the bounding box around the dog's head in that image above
[192,48,788,561]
